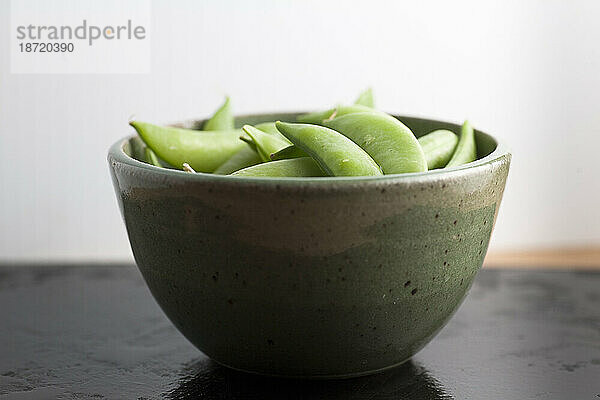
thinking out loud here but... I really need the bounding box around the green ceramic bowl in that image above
[108,113,510,378]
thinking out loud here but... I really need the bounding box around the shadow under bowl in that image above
[108,113,511,378]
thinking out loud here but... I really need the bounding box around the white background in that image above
[1,0,599,262]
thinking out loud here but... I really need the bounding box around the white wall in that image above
[1,0,599,262]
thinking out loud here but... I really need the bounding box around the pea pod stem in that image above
[182,163,196,173]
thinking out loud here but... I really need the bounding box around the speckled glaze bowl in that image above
[108,113,510,378]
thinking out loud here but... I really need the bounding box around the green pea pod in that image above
[275,122,382,177]
[354,88,374,108]
[296,104,376,125]
[242,125,290,162]
[253,122,292,144]
[213,122,284,174]
[213,143,261,175]
[324,112,427,174]
[144,147,163,167]
[273,106,387,160]
[203,97,234,131]
[231,157,325,177]
[418,130,459,169]
[446,121,477,168]
[270,144,308,161]
[254,122,280,135]
[130,121,245,173]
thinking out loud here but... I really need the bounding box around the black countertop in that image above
[0,265,598,399]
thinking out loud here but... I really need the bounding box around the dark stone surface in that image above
[0,265,598,399]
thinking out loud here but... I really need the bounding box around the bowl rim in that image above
[108,113,511,185]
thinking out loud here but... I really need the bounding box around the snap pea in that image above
[254,122,282,136]
[418,130,459,169]
[213,143,261,175]
[130,121,245,173]
[278,106,390,161]
[128,92,481,178]
[144,147,163,167]
[254,122,292,144]
[445,121,477,168]
[324,112,427,174]
[273,108,392,162]
[241,125,290,162]
[275,122,382,177]
[296,104,376,125]
[231,157,325,177]
[203,97,234,131]
[354,88,374,108]
[270,144,307,161]
[212,122,284,174]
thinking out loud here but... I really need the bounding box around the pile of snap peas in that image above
[129,89,477,177]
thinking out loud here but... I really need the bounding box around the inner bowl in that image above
[108,113,510,378]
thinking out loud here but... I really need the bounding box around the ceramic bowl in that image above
[108,113,510,378]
